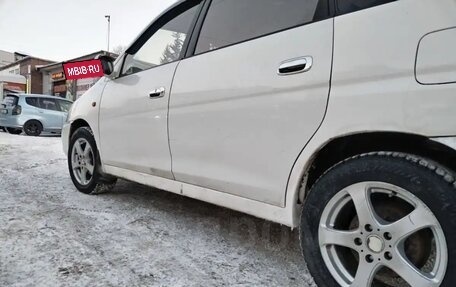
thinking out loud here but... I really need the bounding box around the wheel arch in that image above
[70,118,91,138]
[69,118,114,181]
[24,118,43,128]
[297,131,456,203]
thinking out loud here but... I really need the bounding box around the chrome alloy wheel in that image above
[319,182,447,287]
[71,138,95,186]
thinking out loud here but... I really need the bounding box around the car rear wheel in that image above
[6,127,22,135]
[301,152,455,287]
[23,120,43,136]
[68,126,117,194]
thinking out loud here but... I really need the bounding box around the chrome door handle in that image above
[278,56,313,75]
[149,87,165,98]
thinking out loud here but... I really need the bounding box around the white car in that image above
[63,0,456,286]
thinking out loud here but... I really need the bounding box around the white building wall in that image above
[0,64,20,75]
[42,73,52,95]
[0,50,14,68]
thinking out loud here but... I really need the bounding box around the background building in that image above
[0,74,27,101]
[0,50,14,67]
[39,50,117,101]
[0,54,55,94]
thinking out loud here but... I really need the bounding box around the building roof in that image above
[14,51,29,58]
[0,55,56,70]
[0,74,27,84]
[38,50,118,72]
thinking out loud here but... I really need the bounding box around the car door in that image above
[98,0,203,179]
[24,96,42,119]
[37,98,62,130]
[56,99,72,127]
[169,0,333,206]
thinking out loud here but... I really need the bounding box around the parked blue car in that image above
[0,94,72,136]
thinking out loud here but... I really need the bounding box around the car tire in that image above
[68,126,117,195]
[6,127,22,135]
[301,152,456,287]
[23,120,43,136]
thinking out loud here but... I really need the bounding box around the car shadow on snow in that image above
[104,179,304,260]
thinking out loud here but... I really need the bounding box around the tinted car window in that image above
[337,0,395,15]
[26,97,40,108]
[122,2,201,75]
[195,0,326,54]
[2,95,19,106]
[38,98,59,111]
[58,100,72,113]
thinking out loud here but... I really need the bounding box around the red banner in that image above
[63,59,104,80]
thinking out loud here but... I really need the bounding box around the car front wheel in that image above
[301,152,455,287]
[68,126,116,194]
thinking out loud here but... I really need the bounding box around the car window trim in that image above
[184,0,212,58]
[334,0,397,16]
[118,0,205,79]
[185,0,333,58]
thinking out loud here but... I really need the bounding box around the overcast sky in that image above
[0,0,176,61]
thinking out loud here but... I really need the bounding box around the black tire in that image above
[6,127,22,135]
[0,126,5,132]
[68,126,117,195]
[301,152,456,287]
[23,120,43,136]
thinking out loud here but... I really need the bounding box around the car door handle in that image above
[278,56,313,75]
[149,87,165,98]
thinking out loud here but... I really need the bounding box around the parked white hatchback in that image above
[63,0,456,286]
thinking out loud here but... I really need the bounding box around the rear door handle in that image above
[278,56,313,75]
[149,87,165,98]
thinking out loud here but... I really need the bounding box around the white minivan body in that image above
[63,0,456,286]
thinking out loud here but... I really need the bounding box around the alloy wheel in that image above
[25,123,38,135]
[71,138,95,186]
[319,182,447,287]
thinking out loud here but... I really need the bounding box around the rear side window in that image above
[26,97,40,108]
[57,100,72,113]
[38,98,59,111]
[336,0,395,15]
[195,0,328,54]
[2,95,19,107]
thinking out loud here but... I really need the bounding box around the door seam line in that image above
[167,60,182,180]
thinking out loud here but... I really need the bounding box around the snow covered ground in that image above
[0,132,315,287]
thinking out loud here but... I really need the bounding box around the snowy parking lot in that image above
[0,132,315,287]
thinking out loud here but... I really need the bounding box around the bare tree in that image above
[160,32,184,64]
[112,45,127,55]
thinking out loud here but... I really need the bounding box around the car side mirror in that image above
[97,55,115,75]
